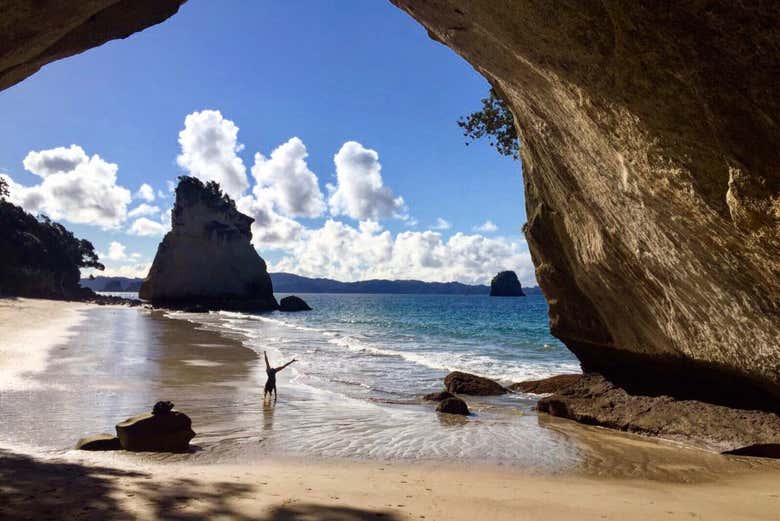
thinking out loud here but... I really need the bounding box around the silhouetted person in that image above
[264,351,296,402]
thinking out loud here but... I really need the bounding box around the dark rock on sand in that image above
[723,444,780,459]
[278,295,312,312]
[436,397,470,416]
[75,433,121,451]
[116,405,195,453]
[537,374,780,455]
[510,374,582,394]
[423,391,455,402]
[139,177,278,312]
[489,271,525,297]
[444,371,507,396]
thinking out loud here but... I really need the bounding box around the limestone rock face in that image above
[489,271,525,297]
[392,1,780,409]
[0,1,185,92]
[139,177,278,311]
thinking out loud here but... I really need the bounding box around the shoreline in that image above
[2,297,780,520]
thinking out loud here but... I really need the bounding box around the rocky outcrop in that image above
[392,1,780,410]
[510,374,582,394]
[116,402,195,453]
[489,271,525,297]
[0,1,185,92]
[75,433,121,451]
[423,391,455,402]
[139,177,278,311]
[538,374,780,455]
[278,295,312,312]
[436,397,470,416]
[444,371,507,396]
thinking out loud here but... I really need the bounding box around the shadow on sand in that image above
[0,449,401,520]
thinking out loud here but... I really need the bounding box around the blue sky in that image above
[0,1,534,285]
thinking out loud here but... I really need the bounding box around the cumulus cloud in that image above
[236,194,305,250]
[92,262,151,279]
[127,203,160,218]
[128,217,169,237]
[107,241,127,261]
[136,183,155,202]
[251,137,325,218]
[176,110,248,198]
[432,217,452,230]
[474,220,498,233]
[271,219,534,286]
[2,145,132,229]
[328,141,405,220]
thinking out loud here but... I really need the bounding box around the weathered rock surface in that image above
[139,177,278,311]
[423,390,455,402]
[436,397,470,416]
[538,374,780,455]
[116,409,195,453]
[392,1,780,410]
[510,374,582,394]
[75,433,121,451]
[489,271,525,297]
[0,1,185,92]
[444,371,507,396]
[278,295,312,312]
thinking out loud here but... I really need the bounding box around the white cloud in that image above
[92,262,151,279]
[270,219,534,286]
[128,203,160,218]
[432,217,452,230]
[136,183,155,202]
[176,110,248,198]
[236,195,305,250]
[251,137,325,218]
[128,217,169,237]
[2,145,132,229]
[474,220,498,233]
[328,141,405,220]
[107,241,127,261]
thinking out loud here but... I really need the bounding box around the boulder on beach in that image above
[509,374,582,394]
[423,391,455,402]
[279,295,312,312]
[489,271,525,297]
[75,433,121,451]
[444,371,507,396]
[116,402,195,452]
[436,397,470,416]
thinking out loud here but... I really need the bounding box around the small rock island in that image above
[139,177,278,311]
[489,271,525,297]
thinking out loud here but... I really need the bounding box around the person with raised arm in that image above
[264,351,296,402]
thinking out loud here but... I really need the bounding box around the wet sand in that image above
[1,298,779,520]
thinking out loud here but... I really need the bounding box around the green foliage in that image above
[0,177,8,199]
[0,200,104,297]
[457,88,520,159]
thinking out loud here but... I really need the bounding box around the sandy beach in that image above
[1,298,779,521]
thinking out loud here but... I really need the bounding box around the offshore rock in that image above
[278,295,312,312]
[489,271,525,297]
[139,177,278,311]
[392,1,780,409]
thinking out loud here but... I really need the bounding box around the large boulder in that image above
[139,177,278,311]
[116,404,195,453]
[444,371,507,396]
[392,2,780,411]
[489,271,525,297]
[509,374,582,394]
[436,397,470,416]
[75,433,121,451]
[278,295,312,312]
[423,390,455,402]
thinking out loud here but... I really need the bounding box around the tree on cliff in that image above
[0,184,104,297]
[457,88,520,159]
